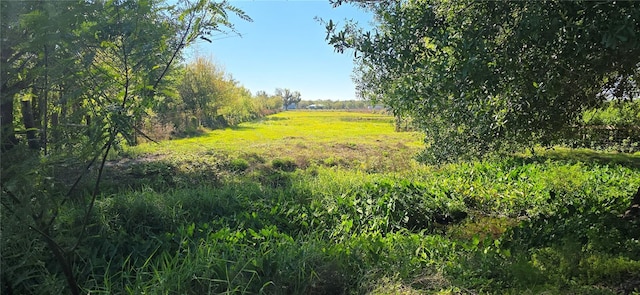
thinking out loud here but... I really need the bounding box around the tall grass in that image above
[4,111,640,294]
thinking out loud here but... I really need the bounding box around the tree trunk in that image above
[42,44,49,155]
[21,99,40,150]
[85,115,92,138]
[50,110,59,149]
[1,94,18,152]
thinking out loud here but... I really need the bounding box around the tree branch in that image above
[70,132,114,252]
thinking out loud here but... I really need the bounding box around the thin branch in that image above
[132,123,160,144]
[65,139,110,197]
[152,15,193,91]
[70,132,114,252]
[122,36,130,110]
[29,221,80,295]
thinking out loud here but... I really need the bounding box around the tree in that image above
[253,90,284,114]
[219,85,256,125]
[325,0,640,163]
[276,88,302,110]
[177,57,233,129]
[1,1,251,293]
[255,90,269,98]
[0,1,77,152]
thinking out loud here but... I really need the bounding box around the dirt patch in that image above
[105,153,167,170]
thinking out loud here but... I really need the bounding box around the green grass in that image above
[126,111,424,172]
[5,111,640,294]
[531,146,640,169]
[109,111,640,294]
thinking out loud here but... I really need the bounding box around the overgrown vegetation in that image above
[325,0,640,163]
[3,0,639,293]
[1,1,252,294]
[3,111,640,294]
[152,57,285,139]
[574,101,640,152]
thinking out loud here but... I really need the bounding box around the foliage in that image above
[275,88,302,110]
[176,57,233,129]
[583,101,640,128]
[4,111,640,293]
[52,154,640,293]
[325,0,640,163]
[571,101,640,152]
[218,88,258,126]
[253,90,284,115]
[1,0,251,294]
[153,59,287,137]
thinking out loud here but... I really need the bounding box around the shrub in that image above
[271,158,297,172]
[226,158,250,173]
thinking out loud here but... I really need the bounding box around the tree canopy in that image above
[276,88,302,110]
[1,1,251,293]
[326,0,640,163]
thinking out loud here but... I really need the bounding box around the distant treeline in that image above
[143,58,380,140]
[297,100,376,110]
[142,57,284,140]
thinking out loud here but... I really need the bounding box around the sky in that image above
[185,1,374,101]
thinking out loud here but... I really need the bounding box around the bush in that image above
[226,158,250,173]
[271,158,297,172]
[575,101,640,152]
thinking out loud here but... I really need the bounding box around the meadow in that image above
[126,111,425,172]
[6,111,640,294]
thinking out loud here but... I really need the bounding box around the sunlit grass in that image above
[126,110,425,171]
[535,146,640,169]
[102,112,640,294]
[19,111,640,294]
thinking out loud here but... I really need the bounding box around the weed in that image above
[9,111,640,294]
[226,158,250,173]
[271,158,297,172]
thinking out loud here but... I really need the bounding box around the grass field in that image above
[6,111,640,294]
[126,111,424,172]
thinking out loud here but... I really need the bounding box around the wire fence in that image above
[568,125,640,152]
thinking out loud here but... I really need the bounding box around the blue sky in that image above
[186,1,373,101]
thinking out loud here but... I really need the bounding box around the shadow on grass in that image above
[513,148,640,170]
[228,125,256,131]
[168,124,257,140]
[261,116,289,122]
[339,116,394,124]
[170,128,209,139]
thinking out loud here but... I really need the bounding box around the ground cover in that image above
[4,111,640,294]
[126,110,424,173]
